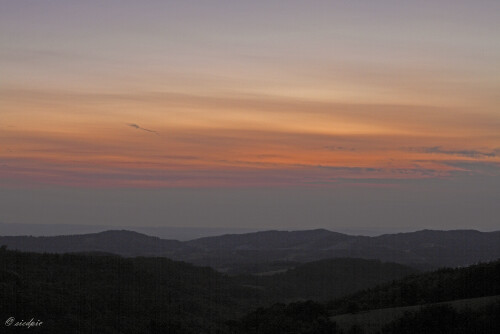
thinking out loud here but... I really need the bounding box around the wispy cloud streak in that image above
[127,123,159,135]
[409,146,496,158]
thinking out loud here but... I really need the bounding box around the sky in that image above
[0,1,499,232]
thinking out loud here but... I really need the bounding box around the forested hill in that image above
[236,258,417,302]
[1,246,498,333]
[229,260,500,334]
[0,230,185,256]
[327,259,500,314]
[184,229,500,269]
[1,229,500,272]
[0,248,256,334]
[0,248,417,334]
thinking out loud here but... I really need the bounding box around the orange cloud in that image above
[1,86,498,188]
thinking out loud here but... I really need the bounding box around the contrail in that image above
[127,123,159,135]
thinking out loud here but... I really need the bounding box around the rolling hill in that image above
[0,248,254,334]
[0,230,185,256]
[327,259,500,313]
[1,228,500,272]
[229,259,500,334]
[237,258,417,302]
[0,248,417,334]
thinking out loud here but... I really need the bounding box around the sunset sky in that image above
[1,1,499,232]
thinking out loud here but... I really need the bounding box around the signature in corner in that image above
[5,317,43,328]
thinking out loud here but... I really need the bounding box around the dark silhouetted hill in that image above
[230,260,500,334]
[1,229,499,272]
[0,230,186,257]
[237,258,417,302]
[328,259,500,313]
[0,249,415,334]
[186,229,345,250]
[0,248,259,334]
[181,229,500,271]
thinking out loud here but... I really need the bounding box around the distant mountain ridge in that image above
[1,229,499,272]
[0,230,186,257]
[0,222,261,240]
[185,229,346,250]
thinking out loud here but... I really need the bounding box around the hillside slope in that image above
[0,249,418,334]
[238,258,417,302]
[0,248,255,334]
[1,229,500,272]
[328,259,500,313]
[229,260,500,334]
[0,230,186,256]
